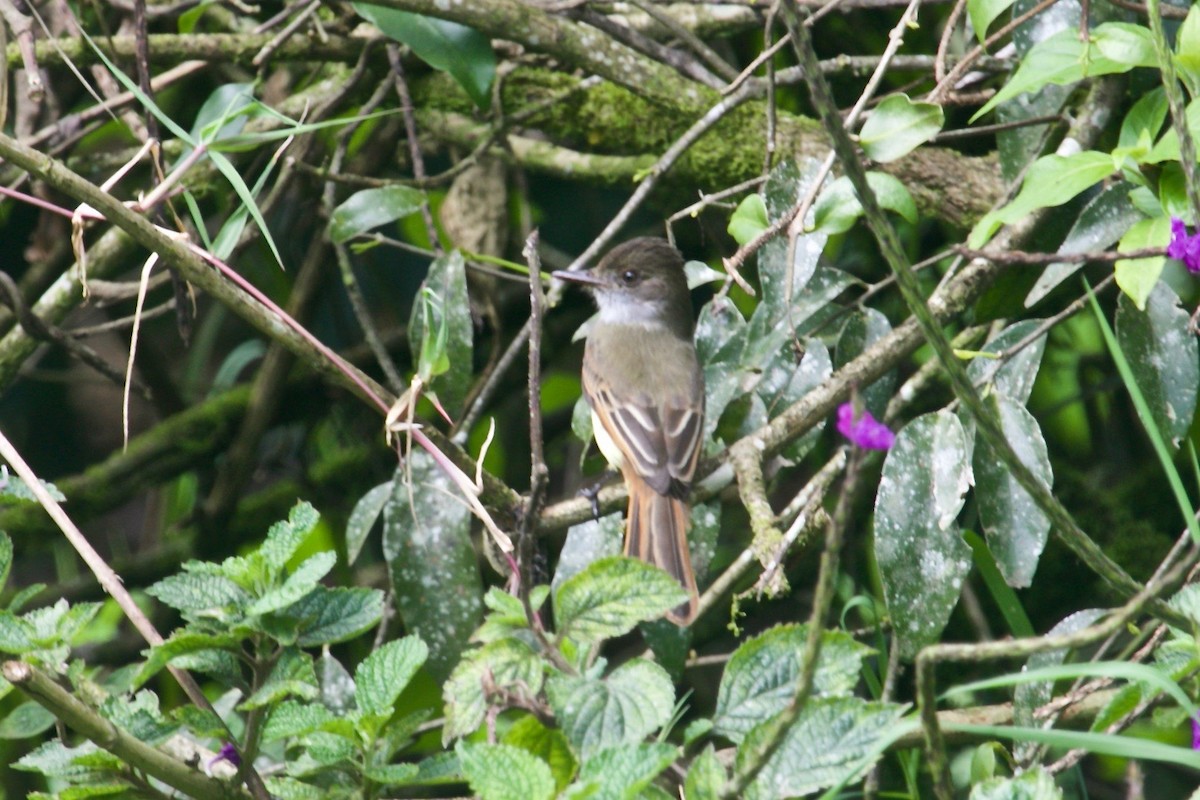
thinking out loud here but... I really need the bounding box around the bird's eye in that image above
[621,269,638,285]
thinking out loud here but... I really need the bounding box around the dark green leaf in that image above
[713,624,872,743]
[384,452,483,681]
[554,556,686,644]
[353,4,495,109]
[329,185,427,244]
[355,635,428,718]
[546,658,674,758]
[443,639,542,742]
[457,742,555,800]
[858,95,944,163]
[974,395,1053,588]
[408,251,475,416]
[739,697,909,800]
[874,410,972,658]
[289,586,385,647]
[1116,282,1200,447]
[346,481,391,566]
[573,742,677,800]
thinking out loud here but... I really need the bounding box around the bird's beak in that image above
[552,269,606,287]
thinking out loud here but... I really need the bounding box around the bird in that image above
[554,237,704,625]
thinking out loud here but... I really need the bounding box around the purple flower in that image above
[837,403,895,450]
[1168,218,1200,274]
[1192,718,1200,751]
[207,741,241,769]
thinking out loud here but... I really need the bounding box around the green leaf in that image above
[346,481,391,566]
[0,470,65,504]
[554,556,687,644]
[363,763,421,785]
[457,742,555,800]
[384,452,483,681]
[502,716,577,793]
[355,635,428,718]
[1178,5,1200,84]
[249,551,336,616]
[968,0,1017,42]
[1145,98,1200,164]
[738,697,909,800]
[146,572,249,616]
[289,586,385,647]
[874,410,973,658]
[262,700,336,743]
[135,631,241,687]
[545,658,675,758]
[329,185,427,244]
[812,172,918,235]
[0,532,13,595]
[1118,89,1168,151]
[443,639,542,742]
[353,4,495,109]
[858,94,944,163]
[1114,215,1170,310]
[0,701,55,739]
[1116,282,1200,448]
[1025,182,1145,308]
[968,151,1114,249]
[1091,22,1156,69]
[969,765,1062,799]
[758,160,830,309]
[966,320,1048,405]
[973,394,1053,588]
[552,513,623,593]
[241,647,318,709]
[260,501,321,573]
[684,745,726,800]
[727,193,768,246]
[835,308,895,420]
[572,742,677,800]
[408,250,475,416]
[713,624,872,743]
[973,27,1134,120]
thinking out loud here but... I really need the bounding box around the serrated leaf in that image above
[329,185,427,244]
[288,586,385,647]
[1116,282,1200,447]
[974,395,1053,588]
[858,95,944,162]
[739,697,909,800]
[554,556,686,644]
[728,193,768,246]
[259,502,321,573]
[241,647,318,709]
[0,470,66,504]
[458,742,555,800]
[384,452,483,681]
[503,716,576,792]
[572,742,677,800]
[552,514,623,593]
[146,572,249,616]
[262,700,336,743]
[713,624,873,743]
[356,635,428,718]
[353,4,495,109]
[874,410,973,658]
[684,744,726,800]
[135,631,241,687]
[249,551,336,616]
[546,658,674,758]
[363,763,421,785]
[443,639,542,743]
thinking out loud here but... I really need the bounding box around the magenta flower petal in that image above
[1168,217,1200,274]
[208,741,241,769]
[837,402,895,450]
[1192,718,1200,751]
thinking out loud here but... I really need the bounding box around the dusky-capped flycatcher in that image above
[554,237,704,625]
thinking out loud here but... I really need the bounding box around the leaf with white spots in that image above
[1116,282,1200,448]
[974,394,1053,588]
[874,410,973,658]
[384,452,484,682]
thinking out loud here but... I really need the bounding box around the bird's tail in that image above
[625,477,699,625]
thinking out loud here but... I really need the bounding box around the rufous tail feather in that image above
[625,476,698,625]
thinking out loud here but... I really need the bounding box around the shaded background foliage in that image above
[1,0,1200,797]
